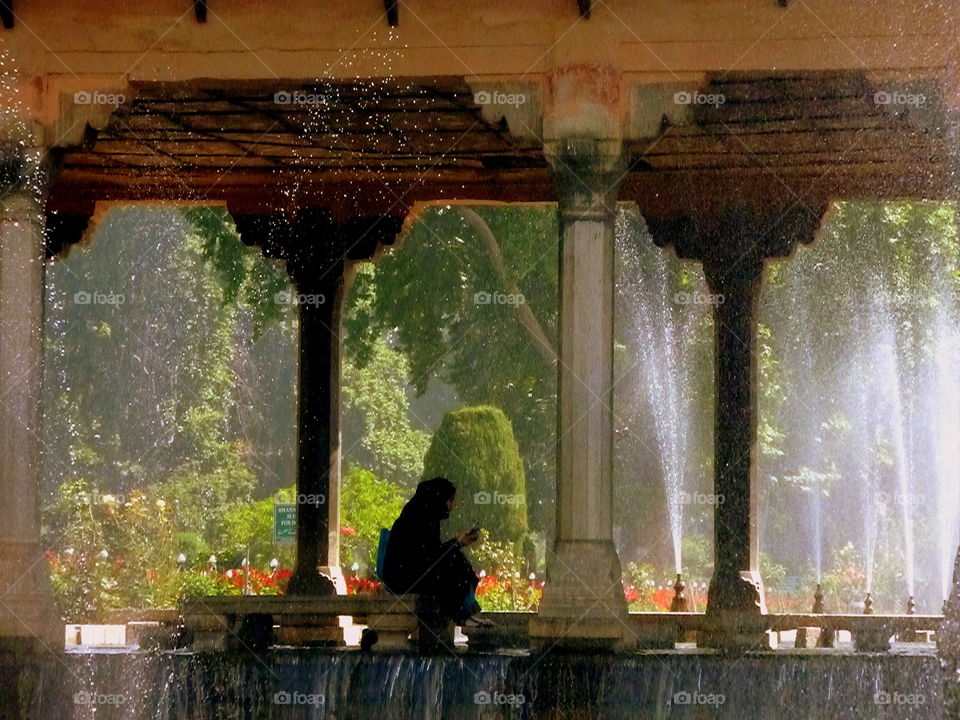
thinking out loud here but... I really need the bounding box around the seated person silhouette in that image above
[380,476,489,631]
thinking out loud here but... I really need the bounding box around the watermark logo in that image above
[86,490,127,505]
[868,289,916,308]
[474,690,525,706]
[273,690,325,706]
[674,91,725,107]
[873,91,926,107]
[474,490,524,506]
[274,290,326,307]
[474,291,525,305]
[874,691,926,706]
[274,91,328,106]
[473,90,526,108]
[671,690,726,706]
[73,91,126,106]
[673,291,724,306]
[680,491,724,506]
[877,491,925,508]
[73,290,125,306]
[295,493,326,507]
[74,690,127,706]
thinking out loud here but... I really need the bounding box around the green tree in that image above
[339,465,408,574]
[343,205,559,530]
[217,493,294,570]
[341,297,431,487]
[41,206,298,616]
[422,405,528,542]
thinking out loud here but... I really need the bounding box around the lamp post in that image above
[242,549,251,596]
[177,553,186,572]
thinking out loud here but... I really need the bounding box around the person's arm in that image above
[453,527,480,547]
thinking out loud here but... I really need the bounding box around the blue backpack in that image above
[375,528,390,580]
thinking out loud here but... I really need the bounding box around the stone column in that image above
[286,255,348,596]
[233,211,348,596]
[649,206,824,648]
[938,57,960,710]
[530,138,629,648]
[0,149,60,646]
[702,255,766,619]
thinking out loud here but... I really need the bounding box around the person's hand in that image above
[457,527,480,547]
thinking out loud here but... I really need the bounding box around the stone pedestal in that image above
[531,139,629,649]
[533,541,630,648]
[794,626,822,649]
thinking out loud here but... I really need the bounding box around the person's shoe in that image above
[360,628,379,650]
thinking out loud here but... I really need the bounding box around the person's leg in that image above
[440,548,482,623]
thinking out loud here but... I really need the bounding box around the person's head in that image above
[412,476,457,519]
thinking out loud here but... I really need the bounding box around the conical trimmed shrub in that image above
[422,405,528,542]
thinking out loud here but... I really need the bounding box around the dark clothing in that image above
[382,477,480,623]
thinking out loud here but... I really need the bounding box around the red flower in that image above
[340,526,356,536]
[345,576,382,594]
[477,576,498,592]
[652,588,672,610]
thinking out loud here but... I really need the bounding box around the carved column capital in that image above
[232,210,403,284]
[546,137,625,222]
[44,211,92,259]
[651,203,826,268]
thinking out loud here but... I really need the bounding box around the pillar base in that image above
[319,565,347,595]
[286,568,337,597]
[701,570,768,651]
[530,540,630,650]
[706,569,766,614]
[699,611,774,652]
[0,541,62,648]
